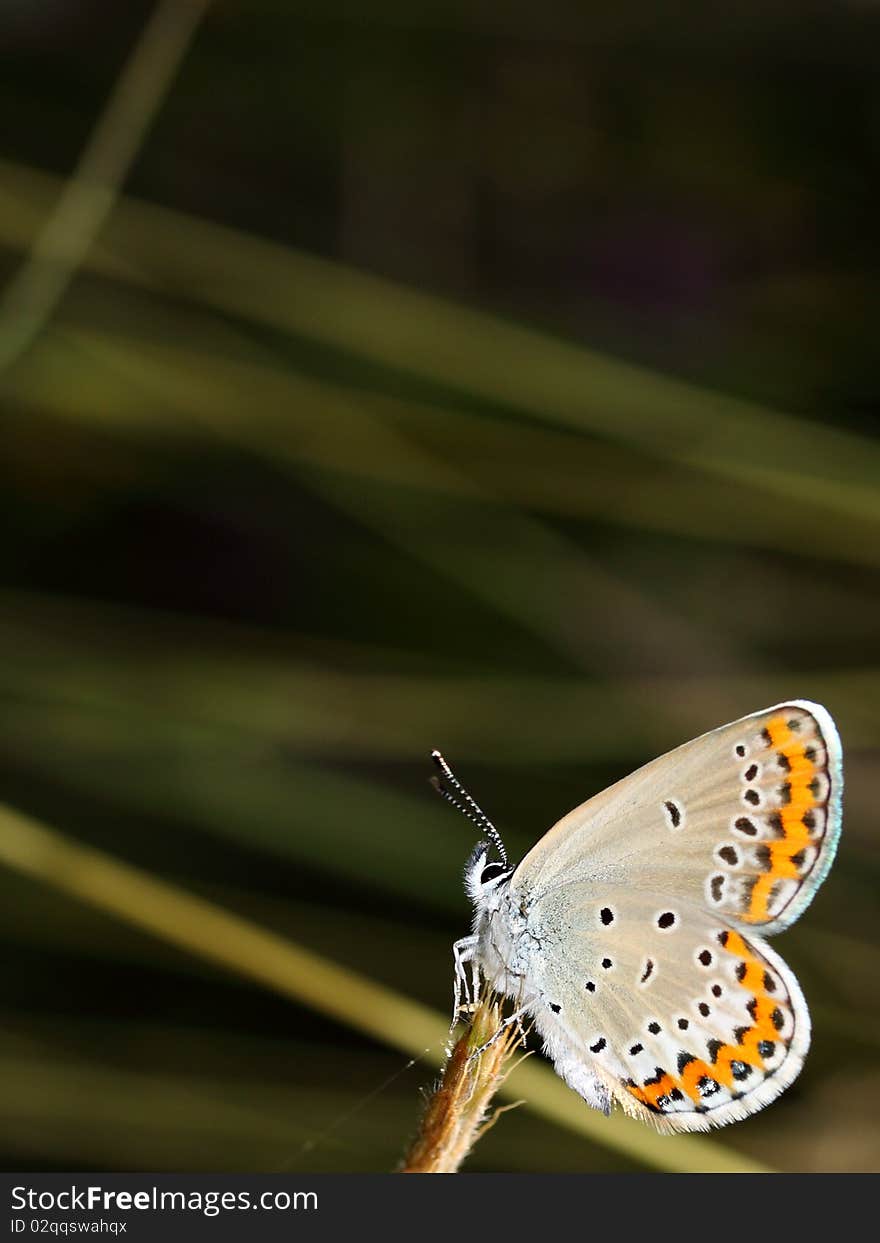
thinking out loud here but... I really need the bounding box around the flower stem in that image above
[399,992,527,1173]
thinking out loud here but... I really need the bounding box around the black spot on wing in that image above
[664,800,681,827]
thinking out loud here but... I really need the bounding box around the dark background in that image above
[0,0,878,1172]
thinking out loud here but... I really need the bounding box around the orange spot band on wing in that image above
[639,1072,678,1109]
[742,713,816,922]
[623,931,787,1118]
[680,1057,730,1098]
[626,1071,679,1112]
[719,934,783,1057]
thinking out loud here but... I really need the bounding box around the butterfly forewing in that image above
[512,700,842,936]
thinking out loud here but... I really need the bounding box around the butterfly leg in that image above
[468,999,534,1059]
[452,935,479,1028]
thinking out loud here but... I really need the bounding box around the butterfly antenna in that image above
[430,750,508,867]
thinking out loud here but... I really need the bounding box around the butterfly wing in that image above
[512,700,842,936]
[505,701,841,1130]
[520,884,809,1132]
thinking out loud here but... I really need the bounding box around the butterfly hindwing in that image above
[520,883,808,1132]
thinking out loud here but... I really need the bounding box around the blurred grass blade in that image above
[26,326,737,678]
[2,156,880,531]
[0,1,211,373]
[6,320,880,570]
[0,801,769,1172]
[2,584,878,764]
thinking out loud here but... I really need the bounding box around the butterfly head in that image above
[464,842,512,906]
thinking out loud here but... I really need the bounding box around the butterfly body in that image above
[450,700,842,1132]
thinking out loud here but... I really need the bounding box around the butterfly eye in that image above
[480,862,506,885]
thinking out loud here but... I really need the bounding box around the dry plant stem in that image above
[400,994,526,1173]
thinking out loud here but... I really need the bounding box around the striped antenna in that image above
[430,750,508,867]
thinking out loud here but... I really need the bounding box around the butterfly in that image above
[433,700,843,1132]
